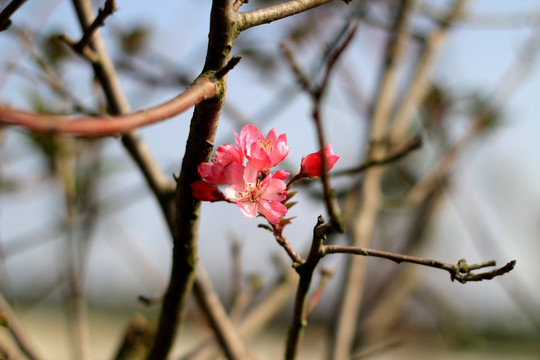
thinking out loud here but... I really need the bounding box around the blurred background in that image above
[0,0,539,359]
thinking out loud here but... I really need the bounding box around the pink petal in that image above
[258,200,287,224]
[236,200,258,219]
[198,162,228,184]
[260,178,287,201]
[272,169,290,180]
[301,143,340,178]
[191,180,224,201]
[224,162,246,186]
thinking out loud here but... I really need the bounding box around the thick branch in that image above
[322,245,516,284]
[148,1,246,359]
[0,75,221,136]
[239,0,336,31]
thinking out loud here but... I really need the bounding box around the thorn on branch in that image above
[214,56,242,80]
[74,0,117,53]
[138,294,164,306]
[233,0,249,11]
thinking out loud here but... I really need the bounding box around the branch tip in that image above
[215,56,242,79]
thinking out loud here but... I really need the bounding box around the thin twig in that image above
[233,0,249,11]
[74,0,116,52]
[390,0,467,145]
[281,20,358,232]
[322,245,516,284]
[270,227,304,266]
[306,267,334,317]
[334,134,423,176]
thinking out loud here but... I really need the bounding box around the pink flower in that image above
[237,125,289,170]
[223,161,289,224]
[197,143,244,184]
[300,143,340,178]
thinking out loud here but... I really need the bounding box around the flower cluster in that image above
[191,125,339,225]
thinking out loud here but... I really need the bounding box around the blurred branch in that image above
[113,314,155,360]
[332,1,415,358]
[186,265,297,360]
[281,20,358,232]
[334,134,422,176]
[350,339,404,359]
[70,0,177,234]
[239,0,337,31]
[390,0,467,145]
[0,292,43,360]
[0,0,28,31]
[192,265,248,360]
[418,2,540,29]
[306,266,334,317]
[322,246,516,283]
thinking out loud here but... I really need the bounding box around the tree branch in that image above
[148,1,248,359]
[238,0,336,31]
[0,74,224,136]
[285,216,327,360]
[333,134,422,176]
[73,0,116,53]
[0,292,43,360]
[70,0,175,236]
[322,245,516,284]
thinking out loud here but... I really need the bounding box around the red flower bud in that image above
[300,143,339,178]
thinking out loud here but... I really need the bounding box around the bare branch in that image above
[74,0,116,52]
[149,1,247,359]
[0,75,221,136]
[334,134,423,176]
[0,292,43,360]
[192,265,247,360]
[239,0,336,31]
[285,216,327,360]
[322,245,516,284]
